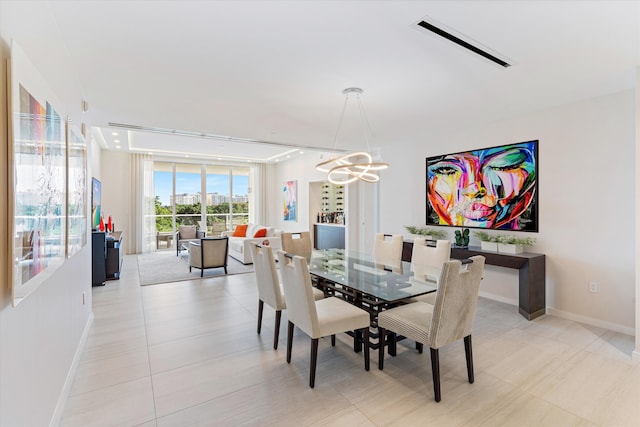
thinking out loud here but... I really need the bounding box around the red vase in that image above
[99,215,105,232]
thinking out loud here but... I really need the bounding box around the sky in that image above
[154,171,248,205]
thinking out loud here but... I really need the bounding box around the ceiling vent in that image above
[416,19,511,68]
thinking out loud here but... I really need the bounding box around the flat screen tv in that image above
[426,140,538,232]
[91,177,102,231]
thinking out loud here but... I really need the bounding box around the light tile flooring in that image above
[60,255,639,426]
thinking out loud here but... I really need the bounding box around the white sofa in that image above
[222,224,283,264]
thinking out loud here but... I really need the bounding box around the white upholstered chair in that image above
[188,237,228,276]
[277,250,371,388]
[373,233,404,273]
[409,238,452,304]
[378,255,485,402]
[280,231,312,262]
[248,243,323,350]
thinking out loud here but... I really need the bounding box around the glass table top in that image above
[308,249,437,303]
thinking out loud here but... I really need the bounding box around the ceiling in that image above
[16,1,640,162]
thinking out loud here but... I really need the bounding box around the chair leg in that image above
[378,327,386,370]
[353,329,362,353]
[430,347,441,402]
[363,328,370,371]
[257,300,264,334]
[310,338,319,388]
[286,321,294,363]
[331,334,336,347]
[389,332,397,356]
[200,269,204,277]
[416,342,423,353]
[224,266,228,274]
[464,335,474,384]
[189,266,192,272]
[273,310,282,350]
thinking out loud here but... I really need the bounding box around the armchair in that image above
[188,237,229,277]
[176,225,205,256]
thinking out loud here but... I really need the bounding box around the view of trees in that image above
[155,197,248,232]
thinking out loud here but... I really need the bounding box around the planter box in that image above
[498,243,524,254]
[480,241,498,252]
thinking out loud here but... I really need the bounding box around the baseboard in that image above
[478,290,517,307]
[49,311,94,427]
[546,307,635,336]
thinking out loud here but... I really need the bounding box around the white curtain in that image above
[250,162,267,225]
[128,153,155,253]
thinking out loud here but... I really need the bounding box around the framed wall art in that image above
[283,180,297,221]
[9,41,68,305]
[66,123,88,258]
[426,140,538,232]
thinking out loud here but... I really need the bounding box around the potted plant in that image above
[473,231,499,252]
[404,225,447,240]
[454,228,470,248]
[495,234,536,254]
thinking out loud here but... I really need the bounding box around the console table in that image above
[402,241,546,320]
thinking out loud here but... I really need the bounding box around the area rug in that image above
[137,250,254,286]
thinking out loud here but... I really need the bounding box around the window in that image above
[151,162,252,249]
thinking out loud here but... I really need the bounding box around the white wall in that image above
[273,90,636,333]
[100,151,133,254]
[0,3,94,425]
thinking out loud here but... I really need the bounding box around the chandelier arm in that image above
[331,94,350,150]
[356,94,373,153]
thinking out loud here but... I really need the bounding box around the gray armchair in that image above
[189,237,229,277]
[176,225,205,256]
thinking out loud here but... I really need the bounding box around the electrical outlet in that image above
[589,282,598,293]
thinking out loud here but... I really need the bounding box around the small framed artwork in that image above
[283,180,297,221]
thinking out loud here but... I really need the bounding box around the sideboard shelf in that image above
[402,241,546,320]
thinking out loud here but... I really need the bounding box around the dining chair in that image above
[248,243,324,350]
[378,255,485,402]
[372,233,404,273]
[281,231,312,262]
[408,238,452,304]
[276,250,371,388]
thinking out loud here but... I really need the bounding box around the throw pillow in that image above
[232,224,248,237]
[179,225,197,239]
[253,228,267,238]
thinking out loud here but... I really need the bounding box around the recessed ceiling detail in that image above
[416,19,511,68]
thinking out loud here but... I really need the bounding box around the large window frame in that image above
[150,161,251,250]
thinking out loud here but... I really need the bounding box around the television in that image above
[426,140,538,232]
[91,177,102,231]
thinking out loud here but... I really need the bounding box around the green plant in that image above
[404,225,447,239]
[495,234,536,246]
[454,228,470,247]
[473,230,498,242]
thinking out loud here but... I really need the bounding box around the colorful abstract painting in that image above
[426,140,538,231]
[13,84,67,296]
[283,180,297,221]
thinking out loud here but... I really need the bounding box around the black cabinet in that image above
[92,232,107,286]
[106,232,124,279]
[92,231,124,285]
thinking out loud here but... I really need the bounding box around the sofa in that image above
[222,224,283,264]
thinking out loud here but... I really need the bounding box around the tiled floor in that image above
[60,255,639,426]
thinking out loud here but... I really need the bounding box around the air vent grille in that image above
[417,20,511,68]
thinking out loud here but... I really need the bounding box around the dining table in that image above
[307,248,438,354]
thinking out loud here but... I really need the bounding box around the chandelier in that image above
[315,87,389,184]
